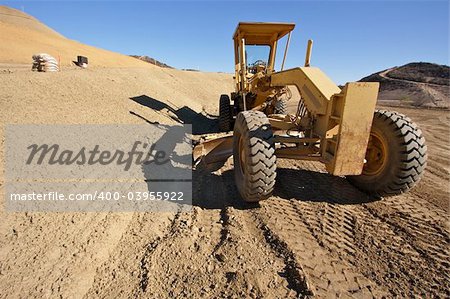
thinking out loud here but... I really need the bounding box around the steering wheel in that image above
[252,60,267,67]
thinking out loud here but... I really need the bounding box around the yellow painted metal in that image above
[270,67,341,116]
[193,135,233,170]
[268,116,297,130]
[275,147,319,159]
[267,38,278,74]
[281,32,291,71]
[323,82,379,175]
[233,22,295,45]
[270,67,379,175]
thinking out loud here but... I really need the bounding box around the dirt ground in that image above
[0,65,449,298]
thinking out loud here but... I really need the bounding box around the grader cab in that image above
[218,22,295,131]
[195,22,427,202]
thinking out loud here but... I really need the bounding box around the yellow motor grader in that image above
[194,22,427,202]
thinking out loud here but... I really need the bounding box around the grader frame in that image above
[194,22,427,202]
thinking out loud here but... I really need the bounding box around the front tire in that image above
[233,111,276,202]
[348,110,427,196]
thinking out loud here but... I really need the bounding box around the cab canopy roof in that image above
[233,22,295,45]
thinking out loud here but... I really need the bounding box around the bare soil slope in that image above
[130,55,173,68]
[360,62,450,109]
[0,6,152,67]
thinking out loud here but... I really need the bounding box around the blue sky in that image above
[3,1,449,83]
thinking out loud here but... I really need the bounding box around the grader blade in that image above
[193,135,233,171]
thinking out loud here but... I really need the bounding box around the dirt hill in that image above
[0,6,155,67]
[360,62,450,109]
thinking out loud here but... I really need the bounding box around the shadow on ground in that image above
[130,95,220,135]
[192,168,255,210]
[191,167,377,210]
[274,168,376,205]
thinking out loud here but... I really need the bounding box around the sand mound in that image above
[0,6,153,67]
[0,6,63,37]
[360,62,449,109]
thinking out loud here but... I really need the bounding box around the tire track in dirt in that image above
[133,205,198,298]
[215,168,311,297]
[190,154,448,297]
[209,205,304,298]
[220,158,385,297]
[363,196,449,282]
[268,158,449,297]
[137,205,184,293]
[101,166,306,298]
[256,197,387,297]
[191,167,309,298]
[352,203,449,297]
[83,212,175,298]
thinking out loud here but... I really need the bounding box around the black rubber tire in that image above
[348,110,427,196]
[233,111,276,202]
[219,94,232,132]
[274,99,287,114]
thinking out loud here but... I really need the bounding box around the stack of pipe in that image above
[32,53,59,72]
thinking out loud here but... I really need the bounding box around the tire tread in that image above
[233,111,276,202]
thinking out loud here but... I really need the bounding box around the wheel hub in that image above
[363,132,387,176]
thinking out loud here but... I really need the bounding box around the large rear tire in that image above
[219,94,232,132]
[233,111,276,202]
[348,110,427,196]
